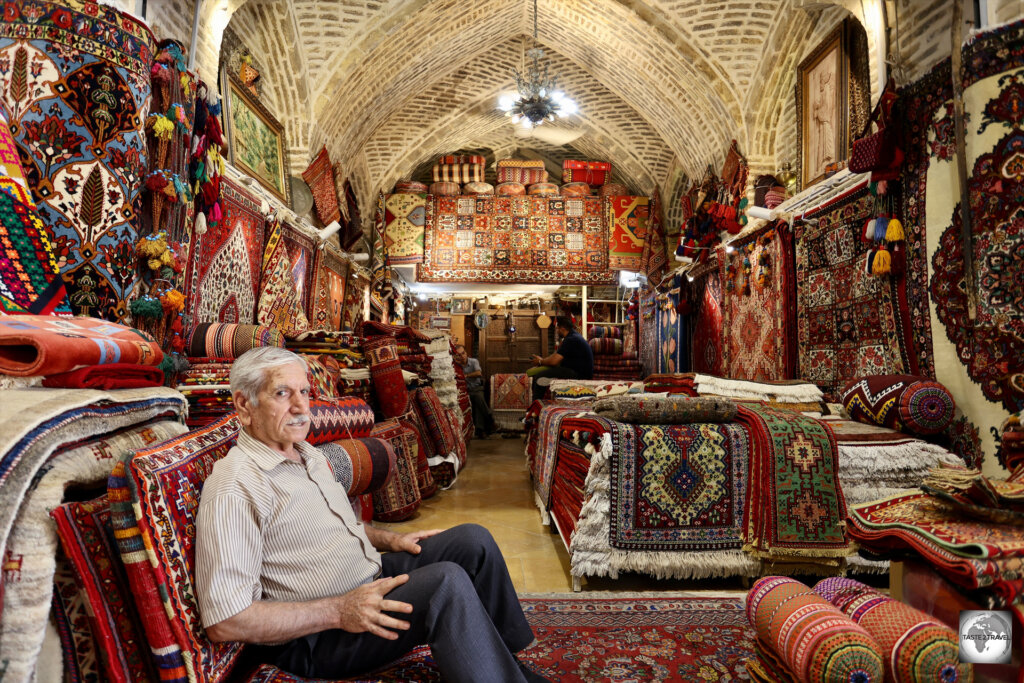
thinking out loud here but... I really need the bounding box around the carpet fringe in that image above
[533,488,550,525]
[694,374,823,403]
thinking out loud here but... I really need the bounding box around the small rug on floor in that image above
[247,593,755,682]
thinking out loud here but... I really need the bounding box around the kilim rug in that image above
[736,403,851,562]
[640,188,668,281]
[418,194,614,284]
[381,192,427,265]
[719,222,794,381]
[490,372,531,432]
[691,268,723,376]
[342,272,367,331]
[52,552,101,682]
[656,283,686,374]
[1,419,184,682]
[309,244,349,331]
[794,185,915,401]
[185,177,265,325]
[302,146,341,226]
[527,404,608,510]
[257,218,310,337]
[245,594,756,683]
[607,195,649,271]
[0,0,155,322]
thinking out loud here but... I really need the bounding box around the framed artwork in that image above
[430,315,451,330]
[796,25,849,190]
[222,69,290,204]
[450,298,473,315]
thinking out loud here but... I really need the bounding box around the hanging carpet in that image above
[309,244,349,331]
[606,195,649,271]
[381,192,427,265]
[184,177,265,325]
[257,218,310,337]
[301,146,341,226]
[691,268,723,376]
[794,186,915,401]
[0,0,155,322]
[418,194,613,284]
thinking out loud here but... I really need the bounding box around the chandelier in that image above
[498,0,577,127]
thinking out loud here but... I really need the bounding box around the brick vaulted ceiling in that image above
[223,0,858,230]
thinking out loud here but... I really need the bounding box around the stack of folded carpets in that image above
[848,491,1024,608]
[288,330,372,406]
[424,335,460,414]
[453,360,473,442]
[178,358,234,427]
[695,374,825,415]
[0,386,186,681]
[396,336,432,385]
[587,322,644,381]
[642,373,698,396]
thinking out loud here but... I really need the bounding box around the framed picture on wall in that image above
[430,315,451,330]
[795,25,849,190]
[221,69,291,204]
[450,298,473,315]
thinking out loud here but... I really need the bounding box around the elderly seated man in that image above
[196,347,549,682]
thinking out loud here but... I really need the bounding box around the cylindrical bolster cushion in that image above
[747,576,884,683]
[363,335,410,418]
[187,323,285,359]
[526,182,559,196]
[394,180,429,193]
[589,337,623,355]
[495,182,526,196]
[841,375,955,435]
[560,181,591,196]
[462,182,494,195]
[319,437,396,497]
[305,397,375,443]
[428,181,460,196]
[588,324,623,339]
[814,577,969,683]
[600,183,629,196]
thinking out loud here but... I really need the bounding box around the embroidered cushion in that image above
[306,397,375,443]
[495,182,526,196]
[303,354,340,400]
[364,335,410,418]
[462,182,494,195]
[526,182,559,196]
[589,337,623,355]
[600,183,629,197]
[411,387,459,468]
[369,419,422,522]
[399,415,438,499]
[548,385,597,401]
[394,180,429,193]
[427,182,459,196]
[559,182,591,197]
[593,395,737,424]
[319,437,396,497]
[747,576,884,683]
[841,375,955,435]
[814,577,968,683]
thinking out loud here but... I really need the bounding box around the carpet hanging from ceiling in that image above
[607,195,649,271]
[245,594,756,683]
[0,1,155,322]
[418,194,613,284]
[690,268,723,377]
[900,19,1024,465]
[184,177,265,325]
[381,192,427,265]
[641,188,668,281]
[794,186,915,401]
[309,244,349,331]
[301,146,341,226]
[719,222,794,381]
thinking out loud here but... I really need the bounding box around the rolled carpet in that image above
[746,576,884,683]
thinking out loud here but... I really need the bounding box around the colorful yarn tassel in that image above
[885,218,904,242]
[863,219,875,242]
[873,216,888,242]
[872,246,891,275]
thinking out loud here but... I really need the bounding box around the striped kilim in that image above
[747,576,884,683]
[814,577,971,682]
[319,437,395,497]
[306,398,375,443]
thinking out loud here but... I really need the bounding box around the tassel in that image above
[885,218,904,242]
[876,180,888,195]
[194,210,207,235]
[865,248,877,275]
[869,181,877,196]
[872,246,891,275]
[873,216,888,242]
[863,219,875,242]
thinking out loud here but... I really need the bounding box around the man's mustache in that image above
[287,414,310,426]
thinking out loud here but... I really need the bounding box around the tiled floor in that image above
[377,434,751,596]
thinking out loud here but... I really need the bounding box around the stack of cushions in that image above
[287,332,372,406]
[643,373,697,396]
[586,324,643,381]
[496,158,547,185]
[396,336,433,384]
[495,182,526,196]
[432,154,485,184]
[363,334,410,418]
[813,577,970,682]
[424,336,461,414]
[745,576,884,683]
[561,159,611,186]
[593,395,737,424]
[841,375,956,435]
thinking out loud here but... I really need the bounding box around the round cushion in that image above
[495,182,526,196]
[394,180,429,193]
[428,181,460,196]
[527,182,559,196]
[560,181,591,197]
[840,375,955,435]
[600,183,629,196]
[462,181,494,195]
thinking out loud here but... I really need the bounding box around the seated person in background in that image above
[196,347,549,683]
[528,316,594,400]
[455,343,498,438]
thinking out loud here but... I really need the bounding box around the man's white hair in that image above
[229,347,307,406]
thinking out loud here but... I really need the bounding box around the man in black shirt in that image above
[528,316,594,400]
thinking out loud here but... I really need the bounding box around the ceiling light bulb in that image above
[498,94,515,111]
[725,244,735,253]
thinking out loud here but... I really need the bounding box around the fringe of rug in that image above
[570,432,760,581]
[840,483,917,506]
[694,374,823,403]
[493,411,525,431]
[534,488,550,525]
[0,375,42,389]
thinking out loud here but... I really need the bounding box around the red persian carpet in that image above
[247,594,754,682]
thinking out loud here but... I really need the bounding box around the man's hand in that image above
[531,354,542,366]
[364,525,443,554]
[334,575,413,639]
